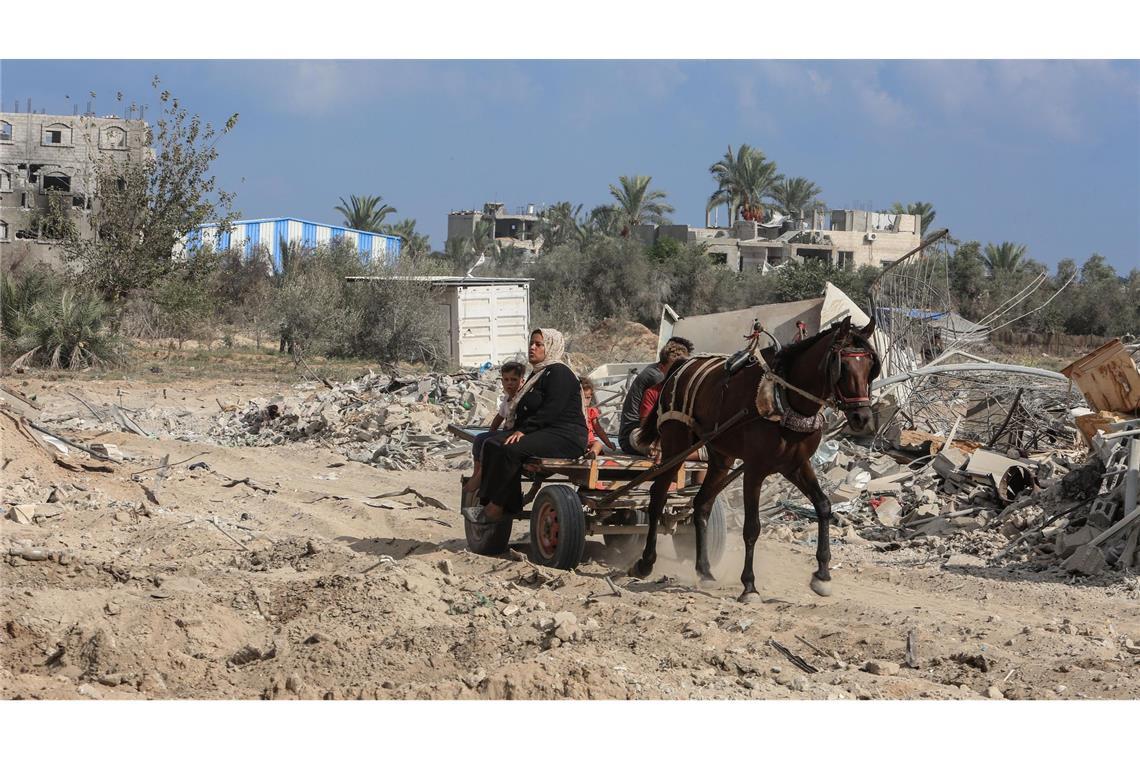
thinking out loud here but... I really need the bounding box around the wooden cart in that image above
[449,424,728,571]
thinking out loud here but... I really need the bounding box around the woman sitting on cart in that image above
[462,328,588,524]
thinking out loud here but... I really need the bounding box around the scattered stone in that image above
[462,668,487,689]
[863,660,900,677]
[986,686,1004,699]
[286,673,303,694]
[437,559,453,576]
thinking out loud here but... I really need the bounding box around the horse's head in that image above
[825,316,880,433]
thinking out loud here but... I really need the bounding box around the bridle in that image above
[748,329,879,422]
[831,347,875,412]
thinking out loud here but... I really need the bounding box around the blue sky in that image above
[3,59,1138,272]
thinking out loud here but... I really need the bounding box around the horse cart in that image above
[449,424,729,571]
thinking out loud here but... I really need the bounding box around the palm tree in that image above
[334,195,396,232]
[769,177,823,218]
[890,201,936,236]
[608,175,674,236]
[983,242,1028,274]
[707,144,782,223]
[383,218,431,260]
[537,201,585,250]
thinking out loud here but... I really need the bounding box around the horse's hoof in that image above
[738,591,762,604]
[697,575,718,589]
[627,561,652,580]
[810,576,833,597]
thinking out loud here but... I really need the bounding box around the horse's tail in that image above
[634,402,661,450]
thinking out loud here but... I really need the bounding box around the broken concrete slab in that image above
[1062,544,1107,575]
[932,447,968,479]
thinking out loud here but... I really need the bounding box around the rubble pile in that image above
[208,370,504,470]
[737,338,1140,577]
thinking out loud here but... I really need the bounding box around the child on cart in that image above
[464,361,526,492]
[580,377,615,458]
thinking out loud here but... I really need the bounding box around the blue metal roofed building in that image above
[183,217,402,270]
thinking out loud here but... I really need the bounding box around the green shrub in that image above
[9,288,122,370]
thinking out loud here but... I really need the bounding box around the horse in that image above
[630,316,881,603]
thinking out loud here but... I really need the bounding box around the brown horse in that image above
[631,316,880,602]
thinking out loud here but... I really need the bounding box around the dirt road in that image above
[3,377,1138,700]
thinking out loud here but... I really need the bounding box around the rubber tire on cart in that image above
[529,484,587,570]
[602,509,645,556]
[672,494,728,569]
[461,478,512,556]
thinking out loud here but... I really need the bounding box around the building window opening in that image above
[838,250,855,269]
[0,121,12,141]
[44,130,63,145]
[72,194,88,209]
[43,174,71,192]
[0,221,8,240]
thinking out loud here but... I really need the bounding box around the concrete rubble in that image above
[206,369,504,470]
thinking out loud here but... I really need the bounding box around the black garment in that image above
[478,363,588,514]
[618,363,665,453]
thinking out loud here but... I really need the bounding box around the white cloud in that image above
[220,61,540,117]
[903,60,1139,142]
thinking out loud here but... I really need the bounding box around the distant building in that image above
[634,208,924,272]
[447,202,542,255]
[0,108,150,270]
[183,217,402,271]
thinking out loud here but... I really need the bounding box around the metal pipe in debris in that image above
[871,363,1069,391]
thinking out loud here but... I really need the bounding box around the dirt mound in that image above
[567,319,658,372]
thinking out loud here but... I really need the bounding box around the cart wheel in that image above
[461,478,512,556]
[529,484,586,570]
[602,509,644,556]
[672,494,728,568]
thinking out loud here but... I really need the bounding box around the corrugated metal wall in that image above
[186,218,402,271]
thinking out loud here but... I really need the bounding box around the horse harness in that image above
[656,337,873,437]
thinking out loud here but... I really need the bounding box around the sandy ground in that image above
[2,375,1138,700]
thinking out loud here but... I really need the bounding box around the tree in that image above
[30,190,77,240]
[587,204,623,239]
[949,241,988,318]
[890,201,937,236]
[608,175,674,235]
[61,76,239,301]
[334,195,396,232]
[537,201,585,250]
[707,144,782,223]
[769,177,823,218]
[383,218,431,260]
[982,242,1028,274]
[9,288,122,370]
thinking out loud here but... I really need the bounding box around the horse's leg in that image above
[786,459,834,597]
[738,466,768,603]
[629,425,686,579]
[628,473,676,579]
[690,451,736,584]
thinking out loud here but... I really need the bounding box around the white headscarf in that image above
[504,328,569,428]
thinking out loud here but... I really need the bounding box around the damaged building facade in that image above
[0,107,150,271]
[446,202,542,256]
[631,208,923,271]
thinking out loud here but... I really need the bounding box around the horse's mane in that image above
[768,321,877,381]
